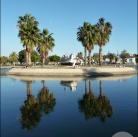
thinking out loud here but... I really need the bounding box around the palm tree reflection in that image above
[79,80,112,121]
[20,81,41,130]
[97,80,112,122]
[20,80,56,130]
[79,80,97,119]
[38,80,56,114]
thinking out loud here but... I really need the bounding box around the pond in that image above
[1,74,137,137]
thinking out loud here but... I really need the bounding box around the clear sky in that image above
[1,0,137,56]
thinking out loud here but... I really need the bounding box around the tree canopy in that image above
[49,55,61,62]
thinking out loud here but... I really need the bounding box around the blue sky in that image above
[1,0,137,56]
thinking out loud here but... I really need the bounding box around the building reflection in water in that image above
[79,80,113,122]
[20,80,56,130]
[60,81,78,92]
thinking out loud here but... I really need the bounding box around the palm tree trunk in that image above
[88,50,91,66]
[99,46,102,66]
[42,80,45,88]
[85,79,88,94]
[42,58,45,66]
[25,47,29,67]
[88,80,92,93]
[41,52,44,66]
[42,53,45,66]
[99,80,102,97]
[28,52,31,66]
[84,47,87,66]
[27,81,32,96]
[123,58,125,64]
[13,62,15,66]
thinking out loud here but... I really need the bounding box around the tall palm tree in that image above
[37,29,55,66]
[77,23,97,66]
[96,18,112,66]
[77,22,88,66]
[86,24,98,66]
[17,14,40,67]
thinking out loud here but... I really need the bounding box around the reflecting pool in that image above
[1,75,137,137]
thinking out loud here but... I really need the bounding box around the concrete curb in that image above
[7,67,137,77]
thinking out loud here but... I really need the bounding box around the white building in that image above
[126,57,136,65]
[60,54,84,66]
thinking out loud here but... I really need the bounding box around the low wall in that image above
[7,67,137,77]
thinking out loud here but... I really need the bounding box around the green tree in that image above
[31,51,40,64]
[49,55,61,62]
[106,52,116,63]
[93,53,99,64]
[18,50,25,64]
[17,14,40,66]
[18,50,40,65]
[77,23,98,66]
[77,23,88,66]
[96,18,112,65]
[9,52,18,66]
[86,24,98,66]
[37,29,55,66]
[134,54,138,63]
[0,56,9,65]
[120,50,130,64]
[76,52,83,59]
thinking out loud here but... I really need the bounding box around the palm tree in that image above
[17,14,40,67]
[37,29,55,66]
[9,52,18,66]
[86,24,98,66]
[77,23,97,66]
[96,18,112,66]
[77,22,88,66]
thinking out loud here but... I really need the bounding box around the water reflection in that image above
[20,80,56,130]
[1,75,137,137]
[97,80,112,121]
[79,80,112,121]
[60,80,78,91]
[38,80,56,114]
[20,81,41,130]
[18,75,134,129]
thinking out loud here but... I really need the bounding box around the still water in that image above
[1,75,137,137]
